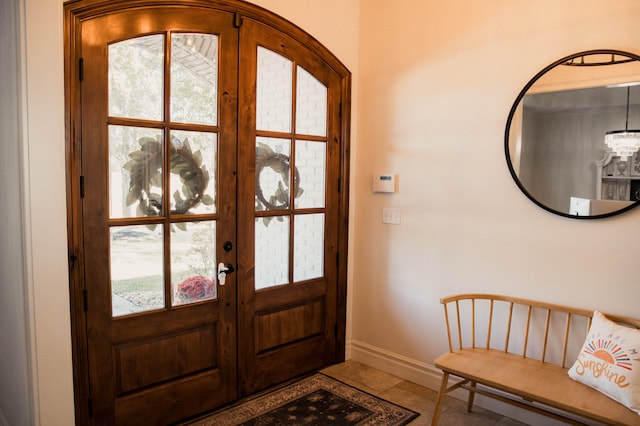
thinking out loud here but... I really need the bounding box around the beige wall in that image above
[351,0,640,362]
[20,0,640,424]
[22,0,74,423]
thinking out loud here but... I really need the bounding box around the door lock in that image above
[217,262,235,285]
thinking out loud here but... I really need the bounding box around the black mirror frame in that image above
[505,49,640,219]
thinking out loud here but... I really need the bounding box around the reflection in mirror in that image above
[506,50,640,218]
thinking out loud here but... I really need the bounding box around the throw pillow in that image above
[568,310,640,415]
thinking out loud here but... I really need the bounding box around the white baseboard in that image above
[348,339,443,390]
[347,339,601,426]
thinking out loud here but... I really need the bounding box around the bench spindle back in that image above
[442,294,640,368]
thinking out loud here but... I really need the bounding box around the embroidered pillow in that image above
[568,311,640,415]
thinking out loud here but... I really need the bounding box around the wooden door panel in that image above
[114,325,218,394]
[114,371,224,426]
[253,280,327,310]
[255,298,325,353]
[251,338,327,390]
[111,302,219,341]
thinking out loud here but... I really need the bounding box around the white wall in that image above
[17,0,640,424]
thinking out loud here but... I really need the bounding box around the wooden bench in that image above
[431,294,640,426]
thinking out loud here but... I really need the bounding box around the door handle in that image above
[217,262,235,285]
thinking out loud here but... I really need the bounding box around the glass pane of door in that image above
[255,216,289,289]
[171,33,218,125]
[256,47,292,132]
[109,35,164,121]
[255,137,292,212]
[171,220,217,305]
[109,126,164,218]
[294,213,324,282]
[169,130,217,215]
[110,225,164,317]
[296,65,327,137]
[294,140,326,208]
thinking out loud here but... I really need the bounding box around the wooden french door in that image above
[77,8,239,425]
[65,1,350,424]
[236,18,344,396]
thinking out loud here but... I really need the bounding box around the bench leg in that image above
[467,380,477,412]
[431,371,449,426]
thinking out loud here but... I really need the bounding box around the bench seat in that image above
[430,295,640,426]
[435,348,639,425]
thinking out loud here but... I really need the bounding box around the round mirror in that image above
[505,49,640,218]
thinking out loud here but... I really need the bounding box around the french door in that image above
[65,2,350,425]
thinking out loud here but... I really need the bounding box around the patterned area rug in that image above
[187,373,419,425]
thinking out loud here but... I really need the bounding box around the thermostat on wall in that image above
[372,174,397,193]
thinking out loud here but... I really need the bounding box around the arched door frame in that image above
[64,0,350,422]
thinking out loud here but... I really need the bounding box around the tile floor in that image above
[321,360,527,426]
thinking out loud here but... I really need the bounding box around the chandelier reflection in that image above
[604,85,640,159]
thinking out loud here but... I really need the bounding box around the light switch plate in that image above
[382,207,401,224]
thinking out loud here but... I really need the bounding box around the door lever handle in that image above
[217,262,235,285]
